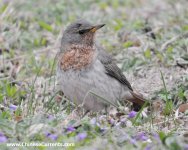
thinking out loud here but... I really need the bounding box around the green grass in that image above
[0,0,188,149]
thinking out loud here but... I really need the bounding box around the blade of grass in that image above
[133,101,149,125]
[45,91,59,113]
[160,70,173,115]
[38,21,53,32]
[160,70,168,101]
[89,91,125,113]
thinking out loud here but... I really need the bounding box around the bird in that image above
[56,19,147,112]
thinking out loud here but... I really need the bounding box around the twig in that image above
[0,76,10,81]
[0,0,12,20]
[160,31,188,51]
[152,113,186,126]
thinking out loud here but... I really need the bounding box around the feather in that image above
[97,45,147,108]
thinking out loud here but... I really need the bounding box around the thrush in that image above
[56,19,147,112]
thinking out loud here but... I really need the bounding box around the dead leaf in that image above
[14,115,23,122]
[151,100,164,115]
[178,103,188,113]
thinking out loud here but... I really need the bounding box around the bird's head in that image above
[61,19,105,50]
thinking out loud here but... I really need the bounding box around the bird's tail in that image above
[124,91,148,106]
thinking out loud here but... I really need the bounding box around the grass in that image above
[0,0,188,149]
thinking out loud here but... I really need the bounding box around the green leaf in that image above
[0,93,3,103]
[123,41,133,48]
[38,21,53,32]
[34,38,40,46]
[99,2,108,9]
[6,85,17,98]
[0,111,11,119]
[133,20,144,29]
[112,0,119,9]
[144,49,151,59]
[167,46,173,54]
[160,71,174,115]
[163,100,173,115]
[156,52,163,61]
[182,25,188,31]
[0,4,8,14]
[15,107,22,116]
[158,131,166,143]
[113,19,124,31]
[41,37,47,46]
[178,88,185,100]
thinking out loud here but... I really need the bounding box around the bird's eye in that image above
[79,30,84,34]
[77,23,82,27]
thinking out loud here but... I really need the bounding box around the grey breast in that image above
[56,53,126,111]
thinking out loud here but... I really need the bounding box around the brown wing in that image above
[97,45,133,91]
[97,45,147,108]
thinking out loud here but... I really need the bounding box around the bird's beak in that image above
[78,24,105,34]
[90,24,105,33]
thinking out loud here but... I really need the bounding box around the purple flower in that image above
[48,134,58,141]
[184,144,188,150]
[45,132,51,137]
[0,132,7,143]
[152,132,161,143]
[76,132,87,141]
[66,126,75,132]
[120,118,126,123]
[130,138,137,145]
[152,132,161,144]
[9,104,17,111]
[153,132,159,139]
[128,111,137,118]
[3,0,10,4]
[120,118,126,126]
[136,132,148,141]
[145,144,152,150]
[47,115,54,120]
[90,118,97,125]
[109,118,115,125]
[45,132,58,141]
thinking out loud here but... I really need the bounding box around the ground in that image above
[0,0,188,150]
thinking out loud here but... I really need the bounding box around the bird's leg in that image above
[81,110,90,118]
